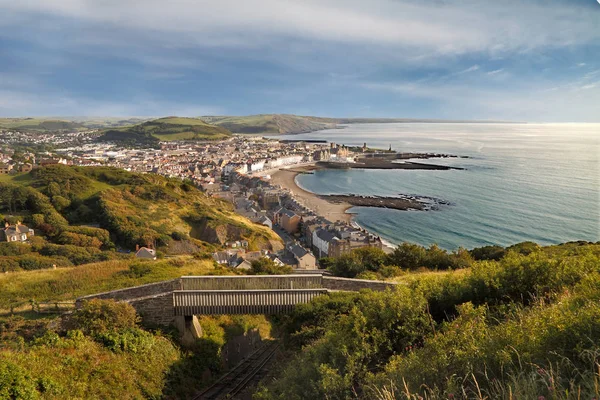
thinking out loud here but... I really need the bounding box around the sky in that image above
[0,0,599,121]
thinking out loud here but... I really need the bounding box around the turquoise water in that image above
[275,123,600,250]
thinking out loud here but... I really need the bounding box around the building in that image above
[311,225,383,259]
[135,246,157,260]
[0,222,34,242]
[19,163,33,173]
[277,208,301,234]
[0,164,13,174]
[256,215,272,230]
[288,244,317,270]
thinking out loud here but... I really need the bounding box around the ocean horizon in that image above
[270,123,600,250]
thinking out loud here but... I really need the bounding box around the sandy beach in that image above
[269,166,354,224]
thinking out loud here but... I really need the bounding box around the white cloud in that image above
[487,69,505,75]
[459,65,480,74]
[1,0,598,59]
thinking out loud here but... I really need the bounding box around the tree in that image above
[51,195,71,211]
[71,299,139,336]
[47,182,61,198]
[327,247,387,278]
[470,245,506,261]
[387,243,426,270]
[249,258,293,275]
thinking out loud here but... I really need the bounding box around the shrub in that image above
[507,241,540,255]
[249,258,293,275]
[387,242,426,270]
[327,247,387,278]
[171,231,189,241]
[71,299,139,336]
[470,245,507,261]
[0,360,39,400]
[125,262,153,278]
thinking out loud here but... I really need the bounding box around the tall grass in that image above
[0,258,214,310]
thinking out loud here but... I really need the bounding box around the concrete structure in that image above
[76,274,397,342]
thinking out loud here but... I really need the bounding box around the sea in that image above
[270,123,599,250]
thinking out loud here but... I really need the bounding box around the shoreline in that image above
[269,166,354,224]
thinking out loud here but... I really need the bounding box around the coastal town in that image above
[0,128,456,270]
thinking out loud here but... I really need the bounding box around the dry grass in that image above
[0,258,215,310]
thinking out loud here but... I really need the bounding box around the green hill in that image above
[98,116,232,146]
[202,114,516,135]
[202,114,339,134]
[0,118,85,132]
[0,165,281,271]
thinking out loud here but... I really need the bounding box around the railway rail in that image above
[193,340,279,399]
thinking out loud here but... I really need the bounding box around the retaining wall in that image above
[127,293,175,326]
[76,279,181,305]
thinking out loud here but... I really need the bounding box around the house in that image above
[276,208,301,234]
[288,244,317,270]
[0,164,13,174]
[233,251,265,270]
[0,222,34,242]
[135,246,157,260]
[19,163,33,173]
[267,253,285,267]
[213,249,245,267]
[256,215,272,230]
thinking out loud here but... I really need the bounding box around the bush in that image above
[470,245,507,261]
[71,299,139,336]
[171,231,189,241]
[249,258,293,275]
[327,247,388,278]
[507,241,540,255]
[125,262,153,278]
[0,360,39,400]
[387,242,426,270]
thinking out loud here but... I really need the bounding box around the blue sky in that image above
[0,0,599,121]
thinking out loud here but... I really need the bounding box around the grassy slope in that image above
[0,258,215,309]
[99,116,232,143]
[0,118,86,132]
[202,114,338,134]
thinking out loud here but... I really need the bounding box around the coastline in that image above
[269,166,355,224]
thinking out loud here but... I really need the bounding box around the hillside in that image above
[1,241,598,399]
[97,116,232,146]
[202,114,517,135]
[202,114,339,134]
[0,118,85,132]
[0,165,281,272]
[257,241,600,399]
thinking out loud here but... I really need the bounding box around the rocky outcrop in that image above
[190,218,248,245]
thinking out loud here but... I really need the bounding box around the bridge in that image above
[77,274,397,343]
